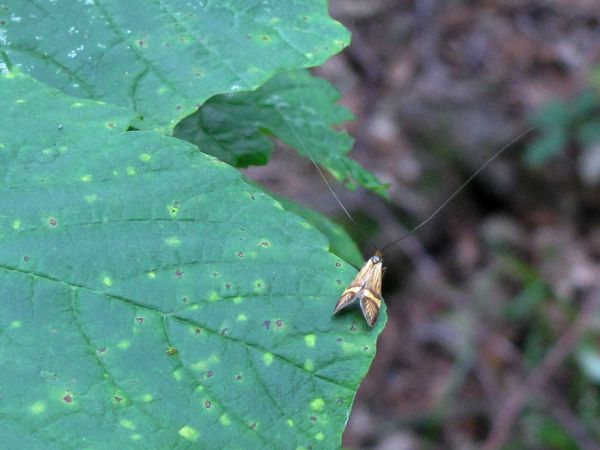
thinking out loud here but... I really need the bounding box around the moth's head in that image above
[371,250,383,264]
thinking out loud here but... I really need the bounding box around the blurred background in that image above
[247,1,600,449]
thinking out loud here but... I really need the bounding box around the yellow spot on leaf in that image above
[30,401,45,414]
[165,236,181,247]
[120,419,135,429]
[178,425,199,441]
[71,102,84,107]
[172,369,183,381]
[147,271,156,279]
[233,296,243,304]
[310,398,325,412]
[12,219,21,230]
[139,153,151,162]
[236,313,247,322]
[304,334,316,347]
[142,394,153,402]
[102,276,113,287]
[84,193,97,203]
[126,166,136,176]
[191,354,219,371]
[207,291,220,302]
[287,419,294,427]
[315,432,325,441]
[220,414,231,426]
[304,359,314,372]
[263,353,274,366]
[342,342,358,353]
[117,340,130,350]
[130,433,142,441]
[80,174,93,182]
[10,320,22,329]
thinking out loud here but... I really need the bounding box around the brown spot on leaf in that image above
[205,400,212,408]
[206,370,214,378]
[249,423,257,430]
[275,320,283,328]
[49,217,58,227]
[262,320,271,330]
[135,317,144,324]
[238,251,245,258]
[23,255,29,262]
[335,262,341,267]
[235,374,242,380]
[63,394,73,403]
[175,269,184,278]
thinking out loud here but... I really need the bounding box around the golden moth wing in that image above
[333,286,360,315]
[359,292,381,327]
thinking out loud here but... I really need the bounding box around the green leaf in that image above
[269,193,364,268]
[175,70,389,196]
[0,72,386,448]
[0,1,349,132]
[524,127,568,166]
[577,118,600,146]
[531,99,572,129]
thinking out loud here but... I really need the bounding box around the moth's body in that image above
[333,250,384,327]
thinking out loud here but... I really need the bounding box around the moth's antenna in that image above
[381,126,536,253]
[272,101,379,251]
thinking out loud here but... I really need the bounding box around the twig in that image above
[540,387,600,450]
[482,290,600,450]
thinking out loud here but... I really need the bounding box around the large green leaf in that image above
[0,72,385,449]
[175,70,388,196]
[260,187,364,268]
[0,0,349,132]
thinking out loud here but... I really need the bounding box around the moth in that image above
[328,127,534,327]
[273,101,534,328]
[333,250,383,327]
